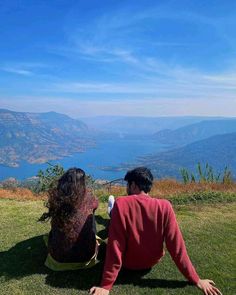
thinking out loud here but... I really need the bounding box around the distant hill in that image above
[82,116,223,135]
[138,132,236,179]
[153,119,236,146]
[0,109,94,167]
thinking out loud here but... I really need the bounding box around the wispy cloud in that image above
[48,38,236,100]
[49,63,236,101]
[47,3,236,95]
[0,62,50,76]
[58,5,235,63]
[1,67,33,76]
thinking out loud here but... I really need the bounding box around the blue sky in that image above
[0,0,236,117]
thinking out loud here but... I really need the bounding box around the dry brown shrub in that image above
[151,179,236,198]
[0,187,46,201]
[108,185,126,196]
[1,179,235,202]
[92,185,126,201]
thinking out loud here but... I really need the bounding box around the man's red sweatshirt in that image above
[100,194,200,290]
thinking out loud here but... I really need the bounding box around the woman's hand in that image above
[197,279,222,295]
[89,286,109,295]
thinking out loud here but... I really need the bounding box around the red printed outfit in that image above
[48,193,98,263]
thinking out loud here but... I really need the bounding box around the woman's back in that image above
[49,194,98,262]
[40,168,99,264]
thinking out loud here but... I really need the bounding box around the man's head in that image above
[124,167,153,195]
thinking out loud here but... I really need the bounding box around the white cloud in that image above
[1,67,33,76]
[49,63,236,101]
[0,62,50,76]
[60,4,235,64]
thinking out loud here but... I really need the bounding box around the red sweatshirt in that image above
[100,194,200,290]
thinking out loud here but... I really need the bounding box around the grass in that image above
[0,188,236,294]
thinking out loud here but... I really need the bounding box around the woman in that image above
[40,167,100,270]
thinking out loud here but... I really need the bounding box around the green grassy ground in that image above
[0,199,235,295]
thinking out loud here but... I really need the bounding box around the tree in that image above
[36,163,65,192]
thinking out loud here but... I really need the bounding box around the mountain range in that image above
[82,115,223,135]
[0,109,94,167]
[153,119,236,147]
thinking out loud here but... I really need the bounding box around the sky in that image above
[0,0,236,118]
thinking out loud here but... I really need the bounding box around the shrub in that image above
[36,163,65,192]
[36,164,99,193]
[180,163,233,184]
[168,190,236,205]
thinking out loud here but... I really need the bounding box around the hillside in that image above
[0,109,94,167]
[139,132,236,178]
[153,119,236,146]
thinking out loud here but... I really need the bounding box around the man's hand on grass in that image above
[197,279,222,295]
[89,286,109,295]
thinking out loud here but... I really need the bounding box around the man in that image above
[90,167,222,295]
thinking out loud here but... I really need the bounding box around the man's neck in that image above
[139,190,148,195]
[131,191,149,196]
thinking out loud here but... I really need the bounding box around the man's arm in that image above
[164,202,222,295]
[164,201,199,284]
[90,201,127,294]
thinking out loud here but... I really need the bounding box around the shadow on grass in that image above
[0,235,103,290]
[0,235,189,291]
[116,269,190,289]
[0,234,48,278]
[95,215,109,240]
[95,215,109,227]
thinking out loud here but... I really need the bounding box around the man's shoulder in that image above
[115,195,140,207]
[155,198,172,206]
[115,195,131,205]
[115,195,172,208]
[148,197,172,210]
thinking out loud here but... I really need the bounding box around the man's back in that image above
[101,194,199,290]
[113,194,168,269]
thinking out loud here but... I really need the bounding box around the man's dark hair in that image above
[124,167,153,193]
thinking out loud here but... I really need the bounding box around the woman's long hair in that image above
[39,167,87,224]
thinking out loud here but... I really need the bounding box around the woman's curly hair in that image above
[39,167,87,224]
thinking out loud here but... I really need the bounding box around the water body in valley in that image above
[0,138,167,181]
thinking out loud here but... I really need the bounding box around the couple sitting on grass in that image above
[40,167,222,295]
